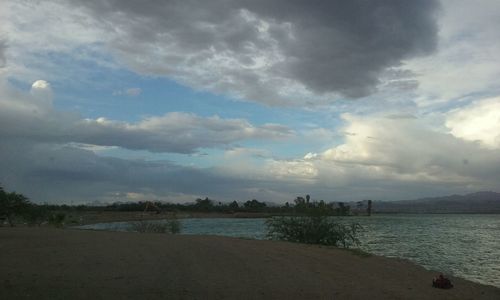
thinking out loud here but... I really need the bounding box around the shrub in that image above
[48,213,66,228]
[167,218,181,234]
[266,215,361,248]
[23,204,49,226]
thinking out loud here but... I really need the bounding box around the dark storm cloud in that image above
[70,0,440,103]
[247,0,440,97]
[0,141,267,203]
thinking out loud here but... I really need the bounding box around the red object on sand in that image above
[432,274,454,289]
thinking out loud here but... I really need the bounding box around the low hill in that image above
[373,191,500,214]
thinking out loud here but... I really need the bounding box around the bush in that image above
[266,215,361,248]
[0,188,31,227]
[23,204,49,226]
[48,213,66,228]
[130,218,181,234]
[167,218,181,234]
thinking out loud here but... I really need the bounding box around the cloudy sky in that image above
[1,0,499,204]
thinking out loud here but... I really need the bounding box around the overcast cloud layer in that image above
[0,39,6,68]
[1,0,500,204]
[6,0,440,105]
[1,79,499,203]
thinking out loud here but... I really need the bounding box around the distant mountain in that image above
[372,191,500,214]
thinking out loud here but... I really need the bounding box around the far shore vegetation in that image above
[1,184,365,247]
[1,184,372,227]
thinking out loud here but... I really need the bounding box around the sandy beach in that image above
[1,227,498,300]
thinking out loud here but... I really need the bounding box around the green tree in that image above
[0,187,31,227]
[294,196,307,212]
[243,199,266,212]
[336,202,350,216]
[194,197,214,212]
[228,201,239,211]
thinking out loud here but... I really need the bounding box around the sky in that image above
[1,0,500,204]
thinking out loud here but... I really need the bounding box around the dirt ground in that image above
[1,227,498,299]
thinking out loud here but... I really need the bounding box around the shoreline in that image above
[29,210,500,229]
[74,221,500,290]
[58,211,500,227]
[1,227,499,299]
[66,211,278,225]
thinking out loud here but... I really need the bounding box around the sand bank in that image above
[1,227,498,299]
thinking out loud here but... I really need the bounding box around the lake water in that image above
[78,214,500,288]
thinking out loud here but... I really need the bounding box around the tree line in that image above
[59,195,358,215]
[0,186,65,227]
[1,184,374,227]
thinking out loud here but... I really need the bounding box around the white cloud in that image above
[31,80,50,90]
[269,159,318,181]
[1,96,499,203]
[0,80,293,154]
[405,0,500,106]
[303,152,318,160]
[29,79,53,107]
[2,1,110,83]
[446,97,500,149]
[125,88,141,96]
[321,114,500,180]
[113,87,142,97]
[265,113,500,200]
[0,78,300,204]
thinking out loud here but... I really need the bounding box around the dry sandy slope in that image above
[1,227,498,299]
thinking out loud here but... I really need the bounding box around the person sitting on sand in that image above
[432,274,454,289]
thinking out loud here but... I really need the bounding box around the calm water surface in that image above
[79,214,500,287]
